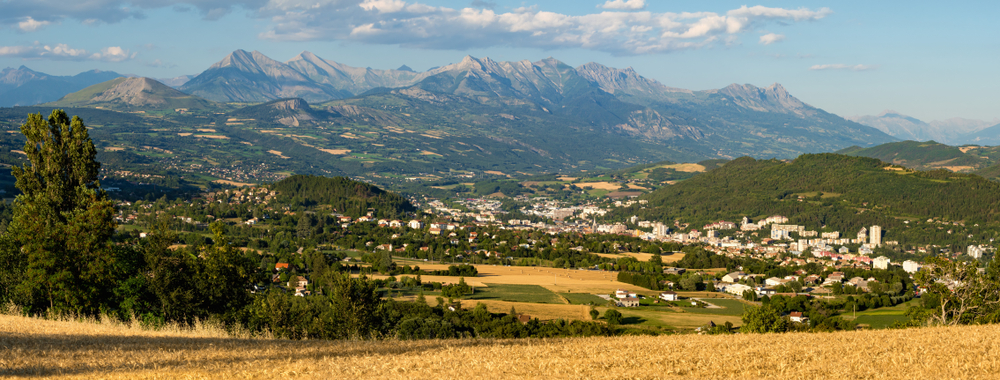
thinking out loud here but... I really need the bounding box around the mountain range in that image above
[0,66,124,107]
[847,110,1000,145]
[4,49,912,183]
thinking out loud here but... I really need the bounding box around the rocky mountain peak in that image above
[718,83,807,114]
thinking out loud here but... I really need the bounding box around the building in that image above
[968,245,985,259]
[618,297,640,307]
[725,283,753,297]
[789,311,809,323]
[659,291,679,301]
[902,260,922,274]
[870,225,882,247]
[857,227,868,243]
[408,220,424,229]
[722,271,747,283]
[873,256,890,270]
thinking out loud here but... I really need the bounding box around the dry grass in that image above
[374,264,629,294]
[3,314,999,379]
[572,181,624,191]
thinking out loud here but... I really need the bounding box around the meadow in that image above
[2,314,997,379]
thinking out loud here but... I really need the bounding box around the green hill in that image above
[271,175,414,218]
[838,140,994,172]
[47,77,220,112]
[623,153,1000,247]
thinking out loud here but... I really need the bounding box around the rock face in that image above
[181,50,345,102]
[715,83,810,114]
[49,77,216,110]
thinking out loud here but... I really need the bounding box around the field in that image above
[3,314,998,379]
[845,300,919,329]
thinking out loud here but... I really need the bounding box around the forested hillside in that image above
[618,154,1000,247]
[271,175,414,218]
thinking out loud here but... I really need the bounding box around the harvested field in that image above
[268,150,290,159]
[3,314,998,379]
[104,147,125,151]
[194,134,229,139]
[572,181,623,191]
[660,163,706,172]
[319,148,350,155]
[594,252,682,263]
[212,179,254,187]
[372,264,630,295]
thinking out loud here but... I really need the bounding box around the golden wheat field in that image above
[375,264,630,294]
[2,314,998,379]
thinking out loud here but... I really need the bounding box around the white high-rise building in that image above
[870,225,882,247]
[968,245,985,259]
[873,256,890,270]
[902,260,921,274]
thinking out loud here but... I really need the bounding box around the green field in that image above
[559,292,610,306]
[684,298,748,316]
[466,284,565,304]
[848,300,918,329]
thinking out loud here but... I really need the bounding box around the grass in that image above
[4,314,1000,378]
[466,284,565,304]
[846,300,918,329]
[684,298,747,316]
[559,292,610,306]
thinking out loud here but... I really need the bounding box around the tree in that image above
[739,304,788,333]
[589,308,600,320]
[604,309,622,326]
[912,256,1000,325]
[7,110,117,315]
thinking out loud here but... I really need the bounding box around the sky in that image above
[0,0,997,122]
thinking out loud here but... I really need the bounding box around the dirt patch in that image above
[959,146,981,153]
[485,170,508,177]
[660,163,706,172]
[943,166,975,172]
[573,182,624,191]
[212,179,254,187]
[268,150,290,159]
[319,149,351,155]
[196,128,217,133]
[420,150,443,156]
[177,133,193,136]
[195,135,229,139]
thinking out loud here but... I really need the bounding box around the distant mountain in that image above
[0,66,123,107]
[284,51,420,96]
[847,111,998,145]
[958,122,1000,145]
[48,77,218,111]
[180,50,345,103]
[158,75,194,88]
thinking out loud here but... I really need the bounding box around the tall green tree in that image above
[7,110,117,315]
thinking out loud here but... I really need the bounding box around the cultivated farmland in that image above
[2,314,997,379]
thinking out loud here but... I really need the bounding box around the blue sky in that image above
[0,0,997,122]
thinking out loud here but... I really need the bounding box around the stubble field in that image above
[2,314,997,379]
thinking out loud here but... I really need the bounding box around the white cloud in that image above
[810,63,879,71]
[601,0,645,10]
[253,2,832,55]
[0,1,833,56]
[0,43,135,61]
[17,17,50,32]
[758,33,784,45]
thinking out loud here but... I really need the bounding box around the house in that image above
[663,267,686,275]
[517,314,532,324]
[757,287,777,296]
[275,262,290,271]
[765,277,784,287]
[724,283,753,297]
[430,228,442,235]
[789,311,809,323]
[389,220,403,228]
[618,297,640,307]
[408,220,424,229]
[296,276,308,287]
[615,289,637,299]
[722,271,747,283]
[659,291,679,301]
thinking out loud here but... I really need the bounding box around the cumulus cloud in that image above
[758,33,784,45]
[17,17,51,32]
[810,63,878,71]
[255,1,831,55]
[0,43,135,61]
[601,0,645,10]
[0,1,832,56]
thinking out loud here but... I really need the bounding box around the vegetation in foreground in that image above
[2,313,999,379]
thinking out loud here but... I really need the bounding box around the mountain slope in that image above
[226,98,339,126]
[180,50,344,103]
[48,77,218,111]
[285,51,420,96]
[847,111,999,145]
[0,66,123,107]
